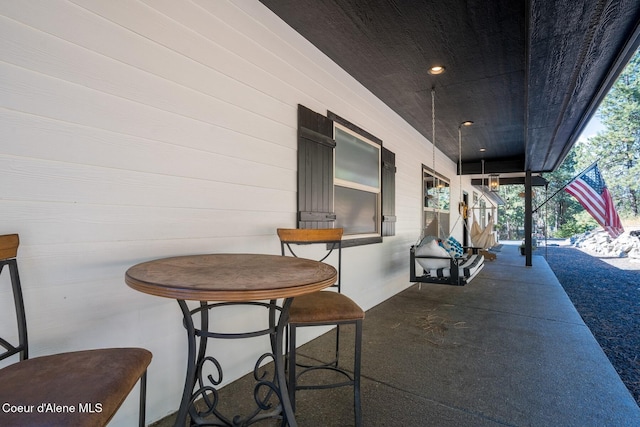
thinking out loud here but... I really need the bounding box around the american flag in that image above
[565,162,624,239]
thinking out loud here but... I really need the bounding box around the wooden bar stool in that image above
[277,228,363,426]
[0,234,152,427]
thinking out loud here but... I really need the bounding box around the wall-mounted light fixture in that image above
[489,174,500,192]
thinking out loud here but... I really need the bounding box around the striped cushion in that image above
[422,254,484,279]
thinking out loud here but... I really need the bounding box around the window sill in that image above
[340,236,383,248]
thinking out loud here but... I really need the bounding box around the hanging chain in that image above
[431,88,436,174]
[431,88,441,234]
[459,127,463,202]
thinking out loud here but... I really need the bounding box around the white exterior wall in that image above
[0,1,476,424]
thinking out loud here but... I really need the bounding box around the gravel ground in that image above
[543,245,640,405]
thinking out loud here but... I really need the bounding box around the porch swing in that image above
[410,217,486,286]
[409,88,485,286]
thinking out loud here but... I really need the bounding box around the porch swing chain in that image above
[432,88,436,176]
[431,88,439,232]
[459,126,463,204]
[451,134,492,237]
[430,88,489,242]
[451,125,468,236]
[433,88,471,240]
[451,124,472,236]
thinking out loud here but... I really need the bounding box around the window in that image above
[296,105,395,245]
[423,165,450,238]
[334,124,381,238]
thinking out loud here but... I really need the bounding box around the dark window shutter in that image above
[381,147,396,236]
[297,105,336,229]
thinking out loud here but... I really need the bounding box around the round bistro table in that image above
[125,253,337,427]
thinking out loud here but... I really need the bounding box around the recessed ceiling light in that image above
[428,66,446,75]
[461,121,474,126]
[479,148,486,152]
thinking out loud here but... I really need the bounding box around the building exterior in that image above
[0,2,498,423]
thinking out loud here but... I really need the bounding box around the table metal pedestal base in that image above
[174,298,296,427]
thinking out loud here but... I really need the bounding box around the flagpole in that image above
[532,160,599,214]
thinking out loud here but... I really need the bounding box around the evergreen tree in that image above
[577,50,640,216]
[497,184,524,239]
[539,150,591,236]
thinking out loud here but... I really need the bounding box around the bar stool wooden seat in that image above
[277,228,363,427]
[0,234,151,427]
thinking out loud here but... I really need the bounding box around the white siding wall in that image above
[0,1,474,424]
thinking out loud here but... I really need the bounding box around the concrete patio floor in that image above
[152,243,640,426]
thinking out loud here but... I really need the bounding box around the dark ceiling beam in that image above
[471,176,548,187]
[459,156,525,175]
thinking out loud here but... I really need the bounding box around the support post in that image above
[525,170,533,266]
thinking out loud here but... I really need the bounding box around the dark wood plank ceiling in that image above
[260,0,640,174]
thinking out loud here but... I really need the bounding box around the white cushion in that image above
[415,239,451,270]
[416,234,437,247]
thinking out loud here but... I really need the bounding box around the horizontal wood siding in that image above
[0,1,474,424]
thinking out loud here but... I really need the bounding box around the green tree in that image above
[497,184,525,239]
[539,150,585,235]
[576,50,640,216]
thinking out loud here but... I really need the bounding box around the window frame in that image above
[422,164,451,239]
[333,122,382,240]
[328,111,384,246]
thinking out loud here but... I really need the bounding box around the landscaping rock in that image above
[572,229,640,259]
